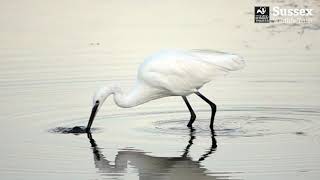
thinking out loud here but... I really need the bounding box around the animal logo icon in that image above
[254,6,270,23]
[257,7,267,14]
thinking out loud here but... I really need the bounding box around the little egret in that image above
[86,49,245,132]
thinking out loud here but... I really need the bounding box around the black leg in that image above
[195,92,216,129]
[182,96,196,127]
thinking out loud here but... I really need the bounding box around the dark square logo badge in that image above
[255,6,270,23]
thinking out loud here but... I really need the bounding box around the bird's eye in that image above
[95,100,100,104]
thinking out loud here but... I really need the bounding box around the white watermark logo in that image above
[272,7,313,16]
[254,6,314,24]
[257,7,267,15]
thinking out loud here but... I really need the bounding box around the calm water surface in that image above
[1,0,320,180]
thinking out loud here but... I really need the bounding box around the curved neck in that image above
[98,82,163,109]
[111,85,133,108]
[108,83,159,108]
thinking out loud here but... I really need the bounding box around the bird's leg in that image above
[182,96,196,127]
[195,92,217,130]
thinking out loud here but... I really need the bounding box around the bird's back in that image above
[137,49,245,96]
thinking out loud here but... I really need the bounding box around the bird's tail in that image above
[223,54,245,71]
[189,49,245,71]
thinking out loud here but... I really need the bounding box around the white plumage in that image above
[138,49,245,97]
[86,49,245,131]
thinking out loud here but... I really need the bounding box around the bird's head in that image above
[93,86,111,108]
[86,86,114,132]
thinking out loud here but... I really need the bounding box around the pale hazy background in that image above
[0,0,320,180]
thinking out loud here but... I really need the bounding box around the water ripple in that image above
[146,106,320,138]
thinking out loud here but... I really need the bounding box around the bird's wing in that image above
[138,50,245,95]
[188,49,245,71]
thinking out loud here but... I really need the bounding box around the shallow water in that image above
[1,0,320,180]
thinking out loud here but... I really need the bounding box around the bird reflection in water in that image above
[86,128,226,180]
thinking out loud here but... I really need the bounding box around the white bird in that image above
[86,49,245,132]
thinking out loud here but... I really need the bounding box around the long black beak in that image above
[86,102,99,132]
